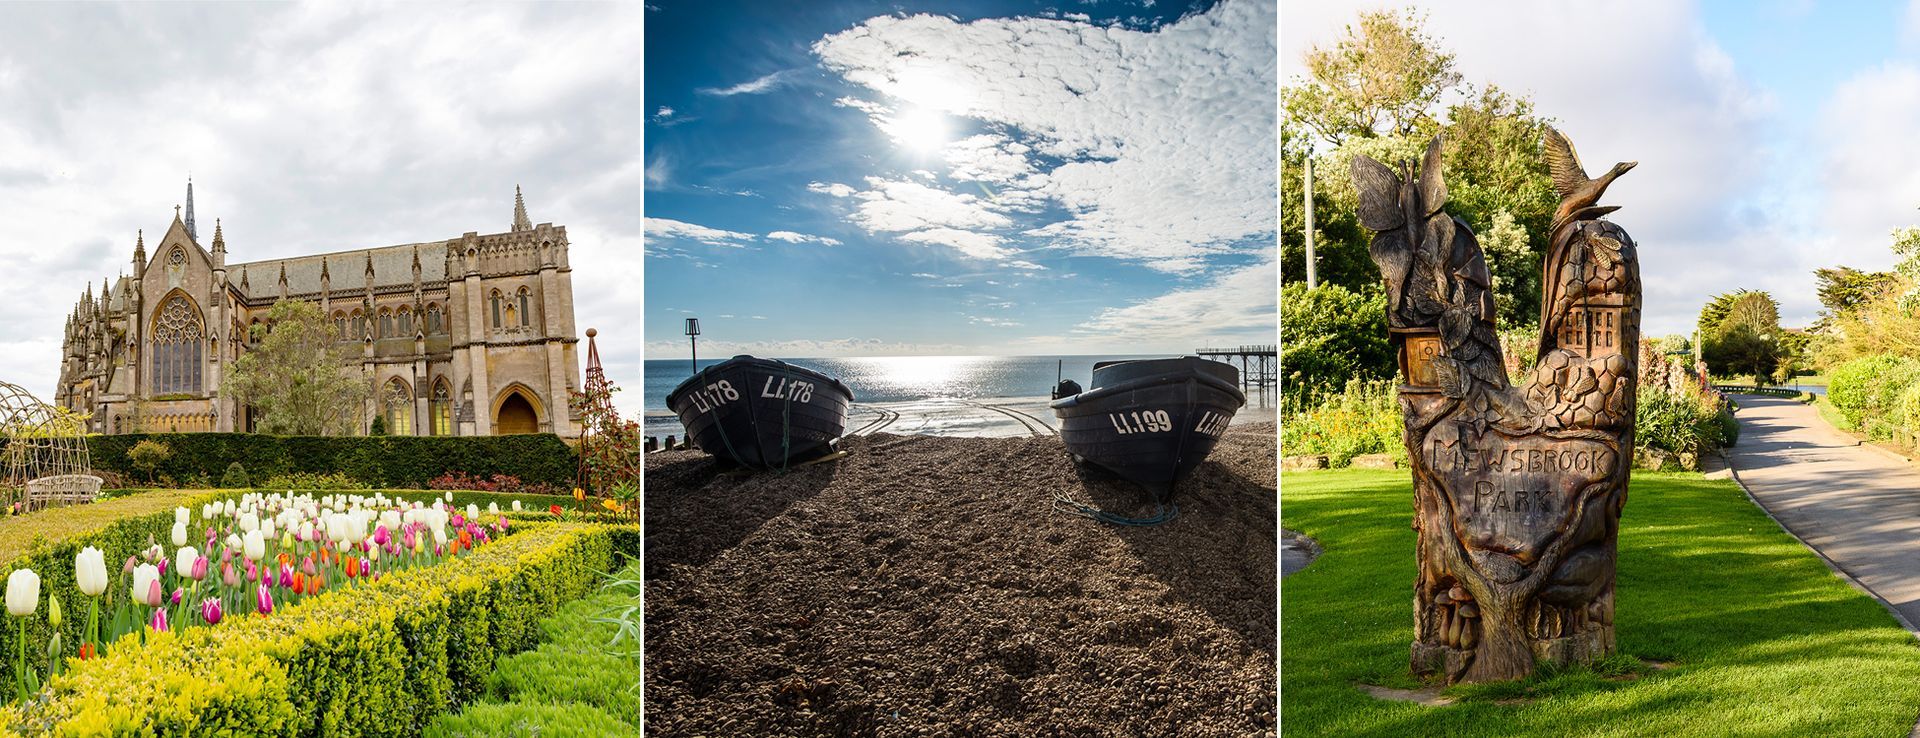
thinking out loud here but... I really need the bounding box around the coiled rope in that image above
[1051,488,1178,526]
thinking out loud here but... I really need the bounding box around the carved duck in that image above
[1543,126,1636,232]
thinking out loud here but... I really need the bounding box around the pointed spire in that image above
[278,263,287,284]
[133,229,146,268]
[320,256,330,281]
[240,266,250,290]
[365,251,375,277]
[211,218,225,254]
[512,185,531,232]
[185,178,197,242]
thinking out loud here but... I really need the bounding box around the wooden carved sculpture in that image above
[1350,129,1639,683]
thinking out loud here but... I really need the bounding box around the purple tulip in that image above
[150,607,169,632]
[201,598,223,626]
[278,564,293,589]
[372,526,391,546]
[170,587,183,606]
[157,558,169,577]
[255,584,274,616]
[452,514,466,528]
[478,530,491,545]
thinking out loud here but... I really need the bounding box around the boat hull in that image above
[1050,357,1246,499]
[664,356,854,469]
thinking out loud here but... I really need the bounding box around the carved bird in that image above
[1542,126,1636,230]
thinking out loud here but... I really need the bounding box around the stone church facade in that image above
[55,183,582,437]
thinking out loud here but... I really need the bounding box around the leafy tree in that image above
[1281,126,1376,292]
[1815,266,1896,326]
[1710,325,1779,386]
[220,461,249,489]
[1722,291,1781,336]
[128,440,170,485]
[1696,289,1752,338]
[1280,283,1393,410]
[1281,9,1459,145]
[1652,335,1692,356]
[570,376,640,495]
[369,415,388,436]
[222,300,370,436]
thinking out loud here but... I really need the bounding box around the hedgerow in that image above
[5,521,638,737]
[86,433,578,489]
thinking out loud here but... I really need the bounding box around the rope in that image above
[1051,487,1178,526]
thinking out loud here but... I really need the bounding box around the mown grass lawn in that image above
[1281,470,1920,737]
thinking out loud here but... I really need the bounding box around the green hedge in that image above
[87,433,578,489]
[4,521,639,737]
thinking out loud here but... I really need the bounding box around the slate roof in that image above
[229,241,449,296]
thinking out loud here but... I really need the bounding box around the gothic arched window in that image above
[490,290,503,328]
[351,310,366,338]
[426,304,443,334]
[151,293,204,394]
[431,379,452,436]
[332,311,348,339]
[378,308,393,339]
[398,307,414,337]
[516,287,532,327]
[383,378,412,435]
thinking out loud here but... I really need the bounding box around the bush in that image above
[428,472,567,497]
[1636,384,1729,458]
[1280,378,1404,467]
[1828,354,1920,440]
[1280,282,1393,411]
[6,521,637,736]
[127,439,172,483]
[425,703,632,738]
[259,471,364,490]
[87,433,578,490]
[220,462,250,488]
[370,415,388,436]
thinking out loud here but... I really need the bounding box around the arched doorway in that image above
[495,391,538,435]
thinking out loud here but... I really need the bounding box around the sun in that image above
[882,106,950,154]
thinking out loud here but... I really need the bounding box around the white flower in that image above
[225,533,243,553]
[130,564,160,607]
[487,502,499,515]
[465,504,479,522]
[242,530,266,562]
[512,500,522,512]
[237,511,259,533]
[223,500,236,517]
[444,491,453,503]
[176,546,201,577]
[174,507,190,527]
[432,526,448,547]
[73,547,107,597]
[171,522,188,548]
[5,569,39,617]
[261,519,276,539]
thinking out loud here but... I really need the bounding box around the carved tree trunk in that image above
[1353,133,1638,684]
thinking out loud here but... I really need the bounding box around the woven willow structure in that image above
[0,380,99,512]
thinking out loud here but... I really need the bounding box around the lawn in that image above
[1281,470,1920,737]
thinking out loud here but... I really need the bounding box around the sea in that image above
[642,354,1274,438]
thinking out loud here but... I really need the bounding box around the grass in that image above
[0,488,209,564]
[426,557,640,737]
[1281,469,1920,737]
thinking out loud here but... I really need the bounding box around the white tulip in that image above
[223,500,236,517]
[171,522,188,548]
[73,547,107,597]
[130,564,160,607]
[175,507,190,527]
[261,519,276,539]
[444,491,453,503]
[512,500,522,512]
[487,502,499,515]
[298,521,315,542]
[237,511,259,533]
[176,546,200,577]
[225,533,242,553]
[465,504,479,522]
[5,569,39,617]
[243,530,266,562]
[432,526,448,547]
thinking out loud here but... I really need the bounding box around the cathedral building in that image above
[55,182,582,437]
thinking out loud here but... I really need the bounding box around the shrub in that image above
[127,439,172,483]
[87,433,577,490]
[1280,282,1393,411]
[1828,354,1920,439]
[6,521,636,737]
[370,415,388,436]
[220,462,250,489]
[1636,384,1728,458]
[1280,378,1404,467]
[427,472,566,497]
[425,703,632,738]
[259,471,364,490]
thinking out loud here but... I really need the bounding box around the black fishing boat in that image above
[1049,357,1246,499]
[665,355,855,469]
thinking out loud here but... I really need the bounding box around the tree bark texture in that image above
[1351,133,1639,684]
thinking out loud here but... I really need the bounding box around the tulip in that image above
[549,504,563,517]
[150,607,169,632]
[255,585,274,616]
[47,595,60,628]
[243,530,266,562]
[487,502,499,515]
[176,546,201,579]
[191,556,209,582]
[175,507,190,527]
[432,526,448,547]
[225,533,242,553]
[170,588,182,606]
[512,500,522,512]
[344,557,361,579]
[157,557,169,578]
[305,574,323,596]
[5,570,39,618]
[444,491,453,503]
[131,564,161,607]
[122,555,136,575]
[366,545,380,564]
[572,487,585,502]
[602,498,621,512]
[201,598,223,626]
[292,572,306,594]
[146,579,164,609]
[171,521,188,548]
[221,561,239,588]
[78,643,94,660]
[301,556,317,577]
[74,547,107,597]
[279,564,293,589]
[280,531,295,550]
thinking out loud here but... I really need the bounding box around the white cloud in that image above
[645,217,754,247]
[898,228,1013,259]
[653,106,674,122]
[1007,260,1047,271]
[807,181,857,197]
[1079,258,1276,345]
[700,70,794,96]
[765,230,842,246]
[815,0,1275,272]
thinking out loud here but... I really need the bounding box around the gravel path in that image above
[644,424,1277,737]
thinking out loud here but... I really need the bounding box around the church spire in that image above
[512,185,531,232]
[211,218,225,254]
[185,178,197,242]
[133,229,145,272]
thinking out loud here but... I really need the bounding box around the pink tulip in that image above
[170,587,182,606]
[301,556,317,577]
[157,558,169,577]
[255,584,274,616]
[278,564,293,589]
[221,547,234,564]
[372,526,391,546]
[122,556,136,574]
[402,529,417,550]
[190,557,209,582]
[221,561,239,588]
[452,514,466,528]
[146,579,164,608]
[150,607,169,632]
[201,598,223,626]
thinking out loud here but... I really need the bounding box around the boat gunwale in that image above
[1047,369,1247,411]
[664,355,856,409]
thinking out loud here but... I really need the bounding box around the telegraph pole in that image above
[1304,157,1318,289]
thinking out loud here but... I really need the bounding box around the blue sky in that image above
[643,0,1277,359]
[1285,0,1920,337]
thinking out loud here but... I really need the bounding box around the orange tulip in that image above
[345,557,361,579]
[292,572,306,593]
[307,575,324,595]
[276,553,292,568]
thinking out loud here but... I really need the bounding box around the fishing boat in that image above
[664,355,854,469]
[1049,357,1246,499]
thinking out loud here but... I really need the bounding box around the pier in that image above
[1196,345,1277,388]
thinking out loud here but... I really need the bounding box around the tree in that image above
[1700,291,1782,382]
[1281,9,1460,145]
[221,300,370,436]
[1815,266,1896,328]
[128,440,170,485]
[1280,282,1393,410]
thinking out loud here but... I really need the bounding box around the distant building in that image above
[56,182,582,436]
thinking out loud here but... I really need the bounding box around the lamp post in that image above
[685,317,701,376]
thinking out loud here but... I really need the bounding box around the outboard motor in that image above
[1052,379,1082,401]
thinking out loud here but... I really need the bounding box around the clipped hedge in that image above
[4,521,639,737]
[88,433,578,489]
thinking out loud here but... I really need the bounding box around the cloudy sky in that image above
[1286,0,1920,338]
[0,3,641,417]
[643,0,1276,359]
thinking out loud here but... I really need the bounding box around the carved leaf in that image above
[1418,135,1448,216]
[1466,354,1506,386]
[1433,356,1467,398]
[1369,231,1413,313]
[1351,155,1406,231]
[1423,214,1456,269]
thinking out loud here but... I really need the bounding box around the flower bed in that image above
[2,520,635,736]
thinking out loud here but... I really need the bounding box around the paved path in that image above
[1726,394,1920,631]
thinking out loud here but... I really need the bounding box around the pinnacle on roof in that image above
[320,257,330,280]
[134,230,145,263]
[512,185,531,232]
[185,178,197,243]
[211,218,225,253]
